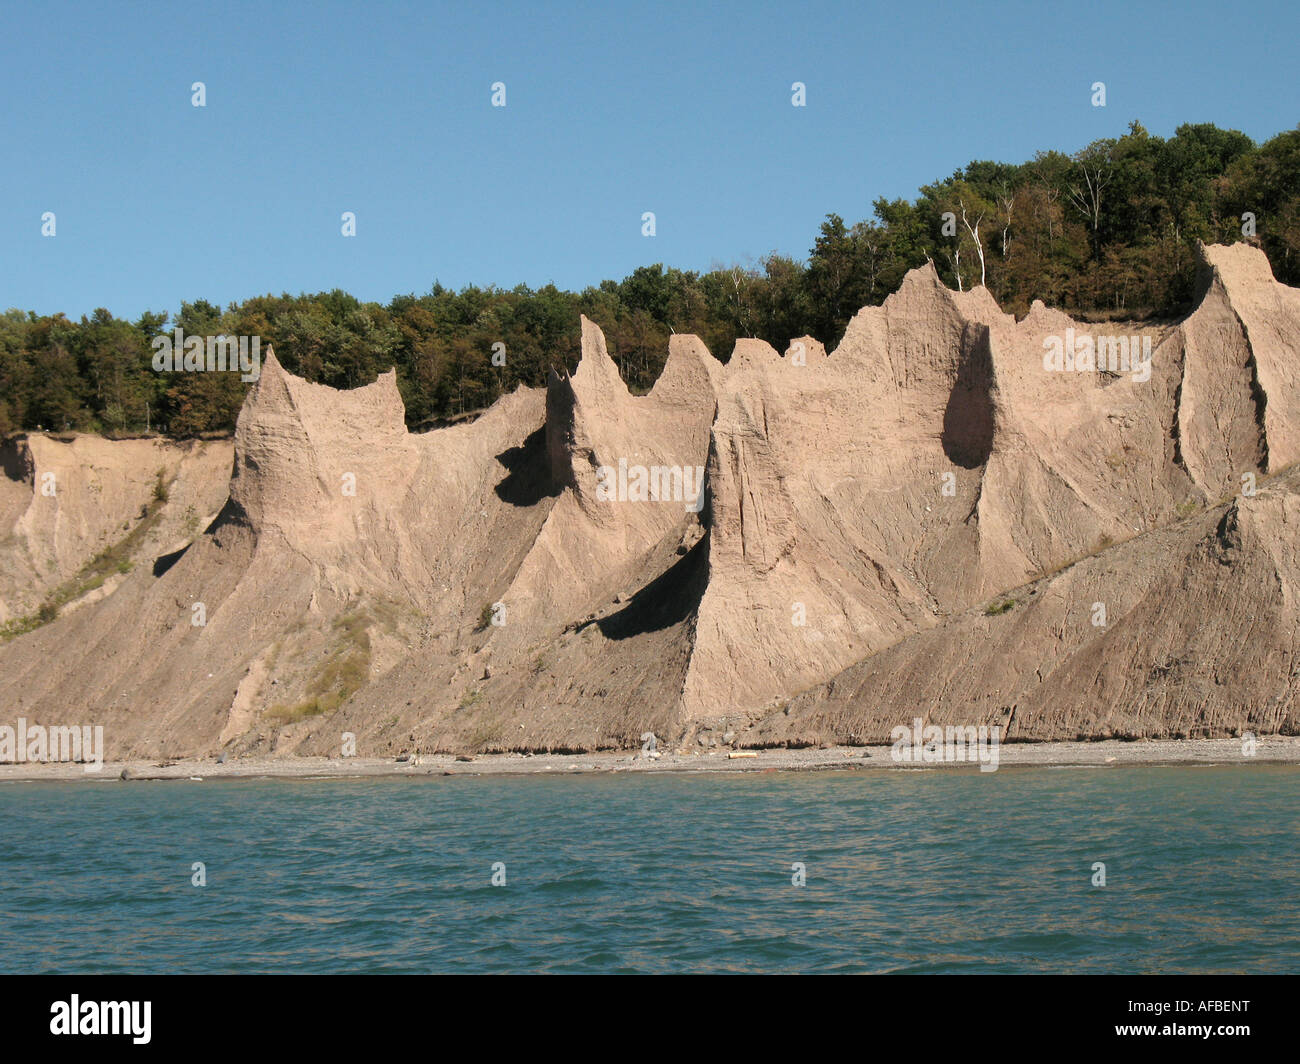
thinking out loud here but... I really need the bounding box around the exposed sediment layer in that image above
[2,241,1298,758]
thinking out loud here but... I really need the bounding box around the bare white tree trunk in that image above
[959,199,986,288]
[946,246,964,291]
[998,185,1014,259]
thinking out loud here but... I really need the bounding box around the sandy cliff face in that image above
[0,434,232,625]
[2,242,1298,758]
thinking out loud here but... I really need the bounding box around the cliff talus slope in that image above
[1,242,1296,757]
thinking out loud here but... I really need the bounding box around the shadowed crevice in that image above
[152,545,188,578]
[1,437,34,485]
[942,322,996,469]
[495,427,562,507]
[595,533,709,640]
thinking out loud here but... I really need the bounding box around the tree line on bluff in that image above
[2,121,1297,439]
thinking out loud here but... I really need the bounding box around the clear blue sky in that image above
[2,0,1296,320]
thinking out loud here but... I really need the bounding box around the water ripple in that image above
[0,766,1296,972]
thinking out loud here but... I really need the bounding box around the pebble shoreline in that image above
[1,736,1298,782]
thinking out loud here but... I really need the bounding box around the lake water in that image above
[2,765,1297,973]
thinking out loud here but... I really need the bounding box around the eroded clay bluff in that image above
[1,241,1298,758]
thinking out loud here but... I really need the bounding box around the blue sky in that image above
[1,0,1296,319]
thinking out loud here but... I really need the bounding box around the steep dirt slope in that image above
[1,241,1297,758]
[746,464,1300,746]
[306,318,721,755]
[0,434,231,624]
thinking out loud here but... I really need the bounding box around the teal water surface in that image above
[1,765,1297,973]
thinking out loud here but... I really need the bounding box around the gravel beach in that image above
[3,736,1297,783]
